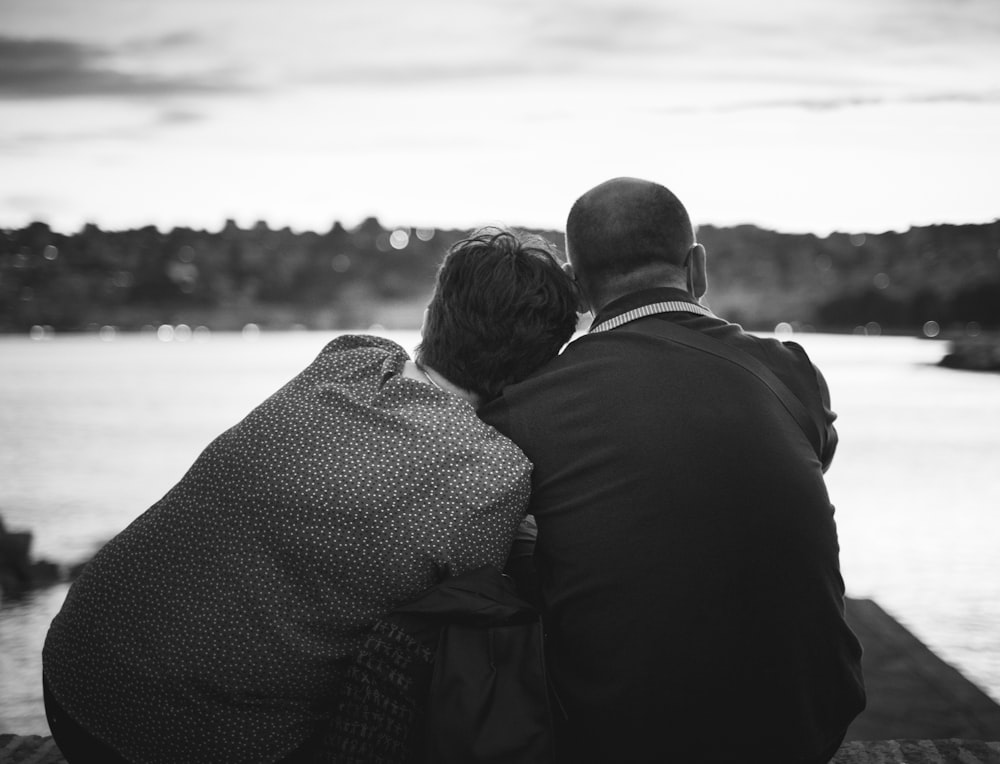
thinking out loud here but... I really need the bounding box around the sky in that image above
[1,0,999,237]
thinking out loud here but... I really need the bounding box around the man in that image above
[480,178,866,763]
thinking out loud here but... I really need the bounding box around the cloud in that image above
[308,59,563,88]
[653,90,1000,115]
[288,3,685,90]
[532,4,678,55]
[0,105,209,155]
[8,122,163,149]
[158,108,204,125]
[120,31,204,53]
[0,35,246,99]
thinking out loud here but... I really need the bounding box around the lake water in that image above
[2,329,999,735]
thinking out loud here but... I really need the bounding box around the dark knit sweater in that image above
[480,288,866,763]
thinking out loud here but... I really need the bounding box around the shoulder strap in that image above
[622,319,824,458]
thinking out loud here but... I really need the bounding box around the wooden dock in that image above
[843,597,1000,742]
[3,597,998,763]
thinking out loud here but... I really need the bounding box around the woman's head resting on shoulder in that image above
[416,226,580,404]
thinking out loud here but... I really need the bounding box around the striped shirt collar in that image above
[588,289,717,334]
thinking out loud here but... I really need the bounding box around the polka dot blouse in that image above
[43,335,532,763]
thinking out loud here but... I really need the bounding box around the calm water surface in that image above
[2,329,999,734]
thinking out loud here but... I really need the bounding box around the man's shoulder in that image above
[478,333,622,436]
[709,323,818,374]
[503,333,606,390]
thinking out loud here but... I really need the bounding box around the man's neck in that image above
[592,285,699,318]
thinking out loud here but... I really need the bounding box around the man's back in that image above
[481,303,866,763]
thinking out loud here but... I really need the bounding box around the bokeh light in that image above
[389,229,410,250]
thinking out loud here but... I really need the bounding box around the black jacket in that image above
[480,288,866,764]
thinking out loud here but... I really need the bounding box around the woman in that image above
[42,227,579,763]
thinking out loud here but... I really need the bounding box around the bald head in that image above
[566,177,700,309]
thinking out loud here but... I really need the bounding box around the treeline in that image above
[695,222,1000,333]
[0,218,459,332]
[1,217,999,334]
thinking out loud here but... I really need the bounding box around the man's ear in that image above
[687,244,708,300]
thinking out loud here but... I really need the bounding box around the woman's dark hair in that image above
[416,227,579,403]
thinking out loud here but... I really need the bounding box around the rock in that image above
[0,513,66,597]
[0,520,35,598]
[939,333,1000,372]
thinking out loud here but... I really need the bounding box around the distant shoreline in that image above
[3,219,999,337]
